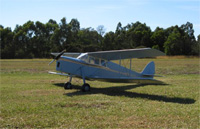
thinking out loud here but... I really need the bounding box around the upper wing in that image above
[87,48,165,60]
[51,52,81,58]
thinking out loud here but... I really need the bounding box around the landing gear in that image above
[82,83,90,92]
[64,76,73,90]
[81,75,90,92]
[64,82,72,89]
[63,75,91,92]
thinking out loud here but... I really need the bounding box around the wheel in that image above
[64,82,72,90]
[82,83,90,92]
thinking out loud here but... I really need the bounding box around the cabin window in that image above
[94,58,100,65]
[57,62,60,68]
[89,57,95,64]
[101,59,107,67]
[89,57,106,66]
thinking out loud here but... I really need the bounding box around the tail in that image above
[141,61,155,77]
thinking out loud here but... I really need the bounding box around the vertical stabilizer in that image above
[141,61,155,76]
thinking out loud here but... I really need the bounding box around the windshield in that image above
[77,53,88,62]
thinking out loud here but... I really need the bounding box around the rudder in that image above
[141,61,155,76]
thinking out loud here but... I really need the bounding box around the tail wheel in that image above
[82,83,90,92]
[64,82,72,90]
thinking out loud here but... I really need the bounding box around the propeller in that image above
[49,49,66,65]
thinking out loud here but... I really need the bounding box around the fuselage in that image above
[56,56,155,83]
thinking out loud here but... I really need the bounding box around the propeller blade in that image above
[55,49,66,60]
[48,49,66,65]
[48,59,55,65]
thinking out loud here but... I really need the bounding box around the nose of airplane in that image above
[49,50,66,65]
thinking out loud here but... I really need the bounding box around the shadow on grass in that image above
[54,83,195,104]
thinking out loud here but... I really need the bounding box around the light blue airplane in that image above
[49,48,165,92]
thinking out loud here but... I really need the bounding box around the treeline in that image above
[1,17,199,59]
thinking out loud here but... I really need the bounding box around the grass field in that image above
[0,57,199,128]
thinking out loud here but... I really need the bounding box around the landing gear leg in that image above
[64,76,73,90]
[81,77,90,92]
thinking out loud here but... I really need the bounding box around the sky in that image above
[0,0,200,38]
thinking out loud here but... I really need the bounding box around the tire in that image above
[82,83,90,92]
[64,82,72,90]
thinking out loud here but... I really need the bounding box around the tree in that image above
[59,17,69,49]
[180,22,196,55]
[1,26,15,58]
[69,19,80,44]
[115,22,123,34]
[96,25,106,36]
[34,21,49,57]
[102,31,115,50]
[164,28,182,55]
[191,34,200,55]
[126,22,152,48]
[78,28,99,46]
[181,22,195,42]
[12,21,36,58]
[114,22,127,49]
[1,18,199,58]
[96,25,106,49]
[69,19,80,33]
[151,27,166,51]
[48,19,57,25]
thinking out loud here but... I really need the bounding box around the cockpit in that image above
[77,53,107,67]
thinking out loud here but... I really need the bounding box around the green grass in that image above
[0,58,199,128]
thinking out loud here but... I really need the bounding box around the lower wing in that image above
[48,71,71,76]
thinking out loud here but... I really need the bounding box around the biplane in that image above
[49,48,165,92]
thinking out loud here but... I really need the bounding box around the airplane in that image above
[48,48,165,92]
